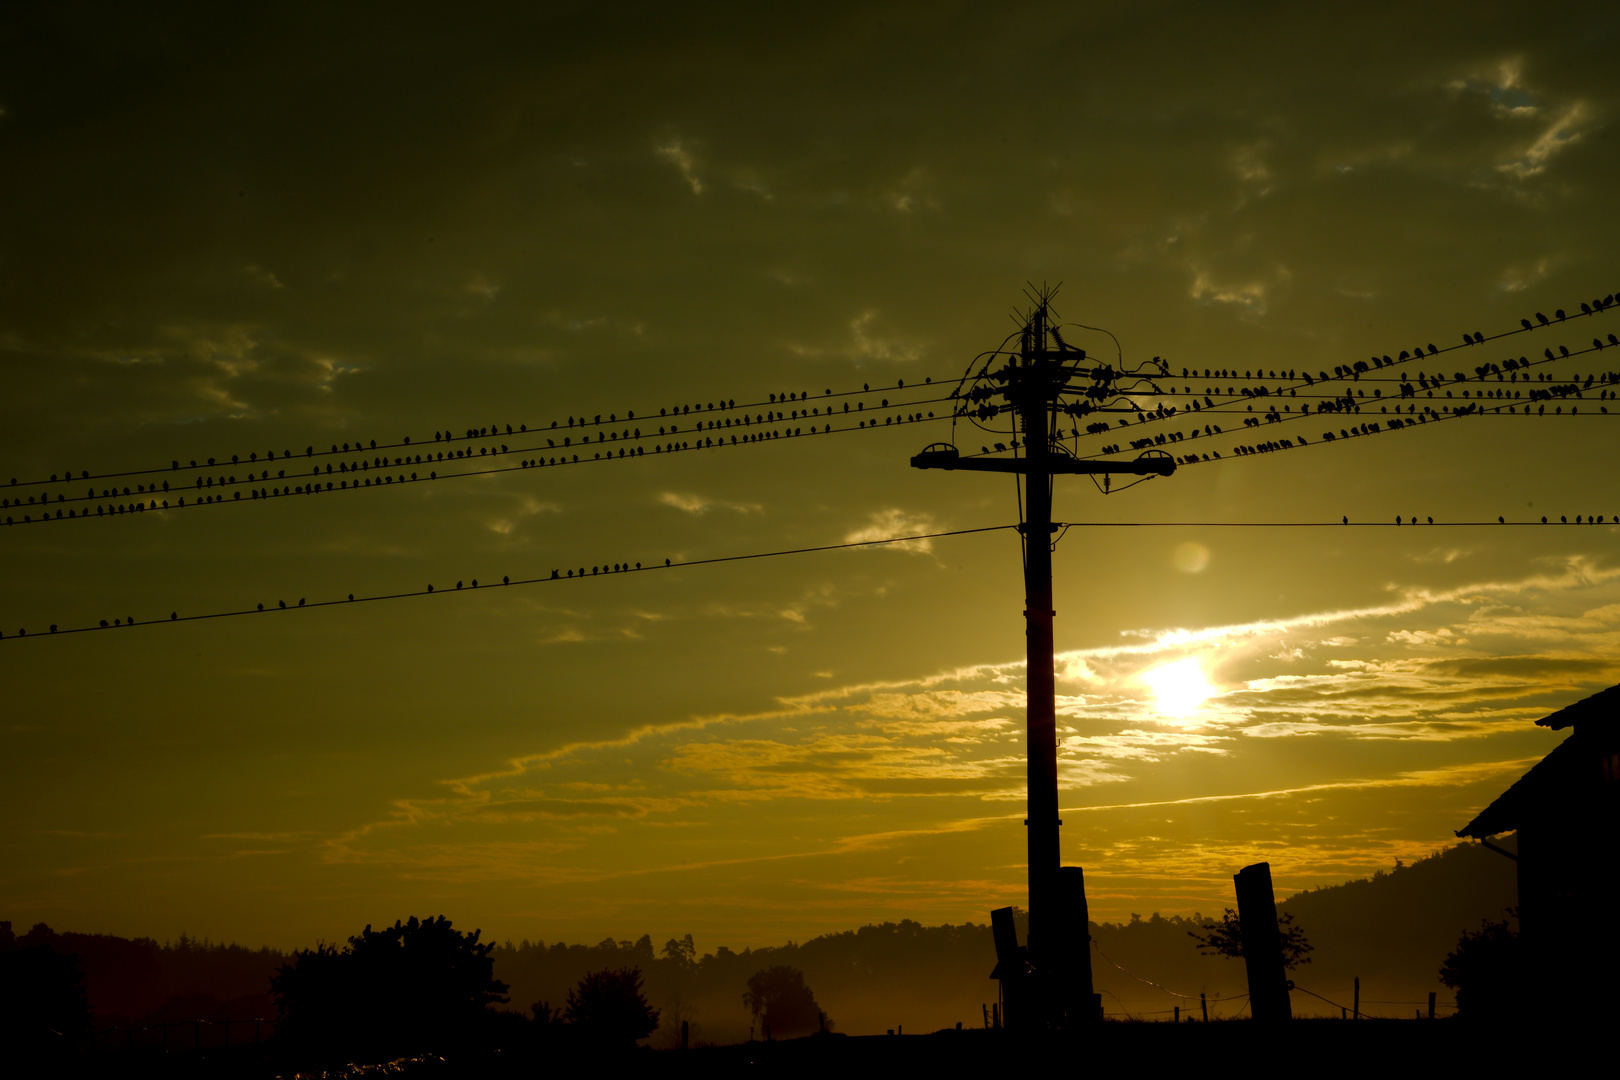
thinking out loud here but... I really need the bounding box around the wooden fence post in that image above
[1234,862,1292,1022]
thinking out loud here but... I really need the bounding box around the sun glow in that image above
[1142,657,1216,720]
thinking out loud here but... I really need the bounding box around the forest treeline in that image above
[1,839,1519,1043]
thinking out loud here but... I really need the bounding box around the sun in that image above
[1141,657,1216,720]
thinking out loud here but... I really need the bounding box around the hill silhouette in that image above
[2,839,1521,1047]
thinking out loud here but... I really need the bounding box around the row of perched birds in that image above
[1,561,692,637]
[6,391,947,497]
[4,377,942,492]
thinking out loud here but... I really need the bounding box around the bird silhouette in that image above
[348,594,354,601]
[279,600,286,609]
[503,575,509,585]
[427,584,434,593]
[1560,345,1570,357]
[1498,516,1505,524]
[1342,515,1348,525]
[1428,516,1434,524]
[1536,312,1550,326]
[100,619,109,627]
[298,598,305,607]
[1556,309,1566,321]
[665,558,671,566]
[257,604,264,612]
[1521,319,1533,331]
[1396,516,1402,525]
[170,612,177,620]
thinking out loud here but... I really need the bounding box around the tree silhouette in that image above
[1439,909,1520,1020]
[743,965,825,1038]
[564,967,659,1048]
[272,915,508,1060]
[0,923,91,1052]
[1188,908,1314,971]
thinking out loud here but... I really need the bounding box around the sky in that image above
[3,2,1619,955]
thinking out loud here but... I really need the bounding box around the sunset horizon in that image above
[4,2,1616,971]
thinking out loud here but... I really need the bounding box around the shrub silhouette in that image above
[1188,908,1314,971]
[744,965,825,1038]
[272,915,508,1060]
[0,923,91,1053]
[564,967,659,1048]
[1440,910,1520,1020]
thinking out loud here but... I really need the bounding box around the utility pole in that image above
[913,288,1173,1025]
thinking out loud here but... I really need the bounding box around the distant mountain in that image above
[1088,840,1520,1019]
[1276,838,1518,1016]
[0,921,286,1029]
[2,841,1520,1042]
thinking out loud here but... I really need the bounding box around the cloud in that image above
[843,508,937,552]
[655,139,704,193]
[658,491,761,515]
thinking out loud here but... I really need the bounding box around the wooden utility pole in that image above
[1234,861,1292,1022]
[914,289,1174,1024]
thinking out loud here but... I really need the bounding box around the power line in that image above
[1,400,959,528]
[0,377,950,492]
[0,524,1019,642]
[942,294,1617,465]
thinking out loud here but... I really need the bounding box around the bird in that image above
[1542,516,1548,524]
[427,584,434,593]
[170,612,177,620]
[1498,516,1505,524]
[1342,515,1348,525]
[503,575,509,585]
[279,600,286,609]
[456,581,463,589]
[1536,312,1550,326]
[1560,345,1570,357]
[257,604,264,612]
[100,619,109,627]
[1428,516,1433,525]
[1582,302,1593,315]
[1556,309,1566,321]
[1396,516,1402,525]
[1561,515,1568,524]
[1427,344,1438,354]
[665,558,671,566]
[1545,348,1555,360]
[471,579,478,588]
[1521,319,1533,331]
[298,598,305,607]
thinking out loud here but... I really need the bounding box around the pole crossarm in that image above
[911,445,1175,476]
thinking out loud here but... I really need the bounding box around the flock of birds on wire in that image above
[3,290,1618,640]
[950,293,1620,493]
[1,382,949,528]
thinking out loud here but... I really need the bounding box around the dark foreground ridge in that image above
[44,1020,1588,1079]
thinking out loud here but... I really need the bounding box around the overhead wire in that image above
[0,377,951,494]
[0,390,959,529]
[0,524,1021,642]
